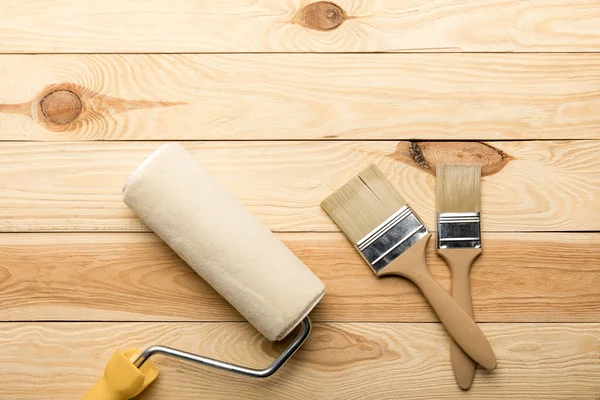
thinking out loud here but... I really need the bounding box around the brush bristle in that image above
[436,164,481,213]
[321,165,406,244]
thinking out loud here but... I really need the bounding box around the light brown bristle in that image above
[436,164,481,213]
[321,165,406,244]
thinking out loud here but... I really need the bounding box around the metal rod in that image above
[133,317,312,378]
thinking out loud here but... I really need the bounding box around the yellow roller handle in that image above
[84,377,128,400]
[83,348,159,400]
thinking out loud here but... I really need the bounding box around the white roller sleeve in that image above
[123,143,325,341]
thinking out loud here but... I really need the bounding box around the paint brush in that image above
[436,164,485,389]
[321,164,496,370]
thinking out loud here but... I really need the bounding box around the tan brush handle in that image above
[379,236,496,370]
[438,248,483,390]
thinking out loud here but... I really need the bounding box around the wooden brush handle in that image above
[438,248,483,390]
[380,236,496,370]
[412,266,495,370]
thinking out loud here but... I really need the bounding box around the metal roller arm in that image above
[134,317,312,378]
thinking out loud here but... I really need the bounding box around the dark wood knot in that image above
[40,90,82,124]
[407,141,512,177]
[294,2,347,31]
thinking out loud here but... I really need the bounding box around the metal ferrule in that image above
[356,205,429,273]
[437,212,481,249]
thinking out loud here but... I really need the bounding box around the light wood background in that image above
[0,1,598,399]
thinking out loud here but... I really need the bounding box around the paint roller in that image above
[83,143,326,399]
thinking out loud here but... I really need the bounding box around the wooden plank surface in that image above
[1,54,600,141]
[1,322,598,399]
[1,141,598,232]
[1,0,599,53]
[1,1,599,398]
[0,232,598,323]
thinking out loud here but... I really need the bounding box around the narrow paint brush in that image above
[436,164,484,389]
[321,165,496,370]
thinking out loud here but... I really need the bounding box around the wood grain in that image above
[1,54,600,141]
[1,322,598,399]
[0,141,598,232]
[1,1,598,398]
[0,0,599,53]
[0,232,598,323]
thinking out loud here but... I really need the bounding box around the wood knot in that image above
[293,2,347,31]
[2,82,186,134]
[393,141,512,177]
[40,90,82,124]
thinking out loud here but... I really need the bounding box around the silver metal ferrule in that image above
[356,205,429,273]
[437,212,481,249]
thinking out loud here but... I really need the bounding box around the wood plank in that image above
[1,54,600,141]
[0,141,598,232]
[0,0,599,53]
[0,232,598,322]
[1,322,598,399]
